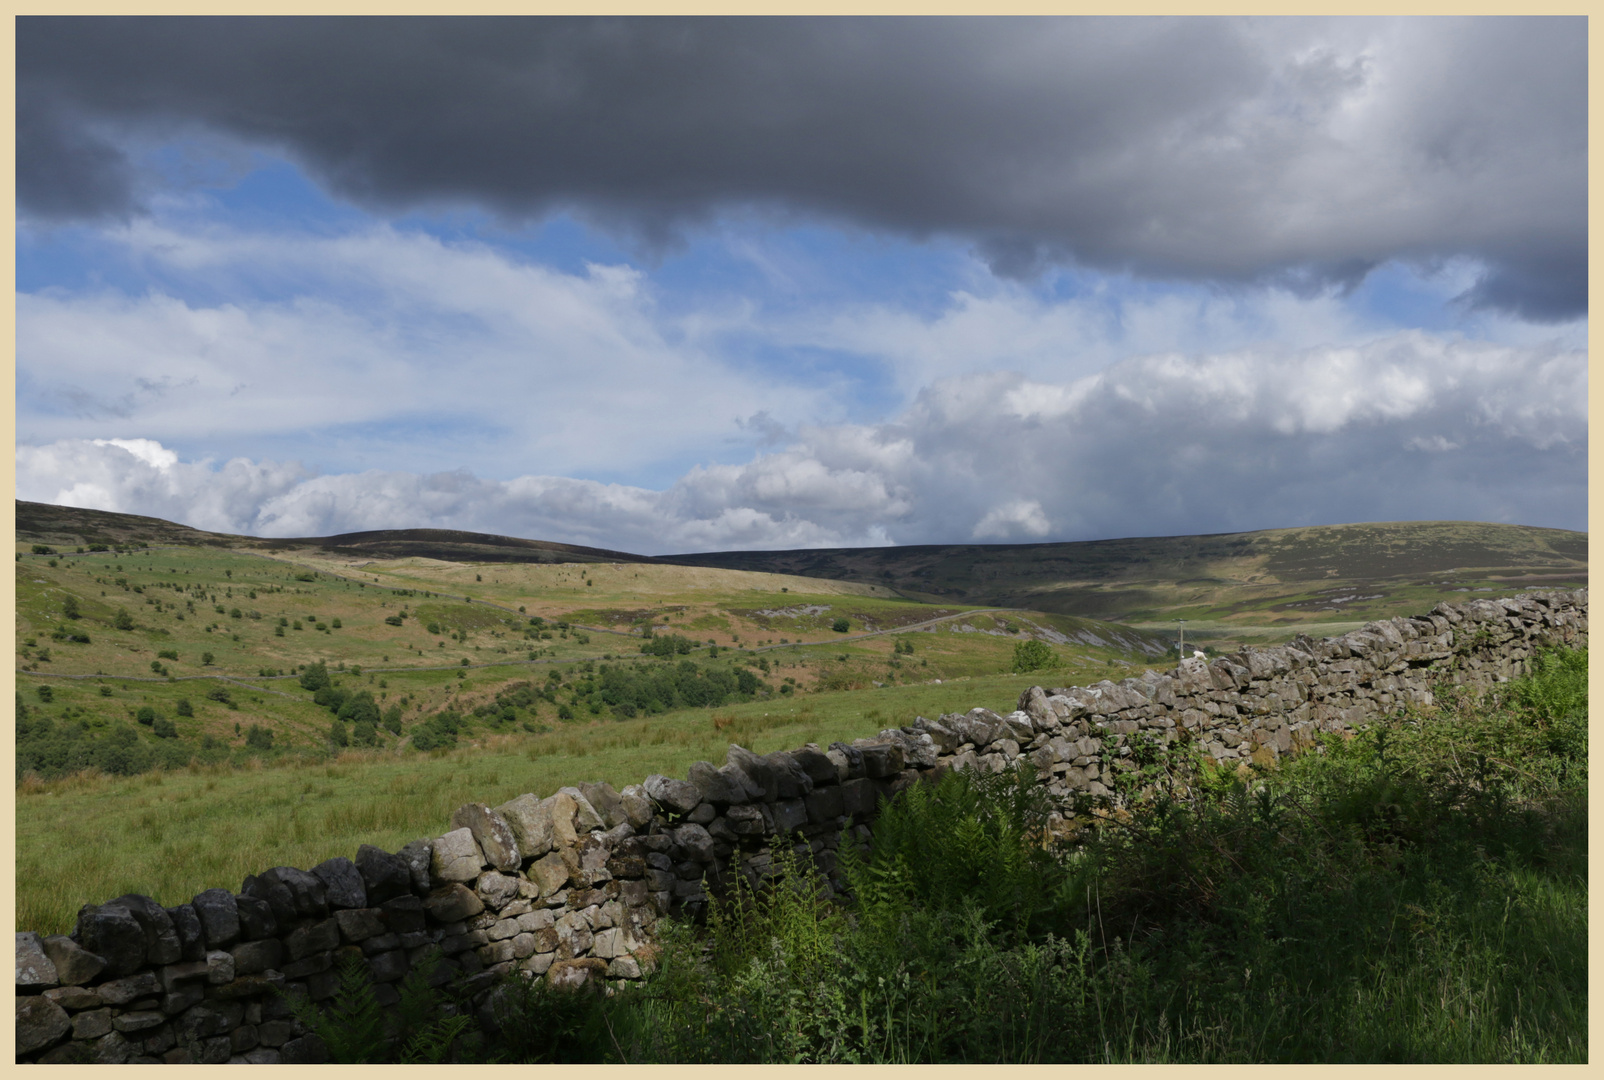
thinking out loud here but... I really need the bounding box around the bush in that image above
[300,661,332,692]
[832,617,850,633]
[113,608,135,631]
[1011,639,1054,673]
[641,634,695,657]
[175,698,193,716]
[152,718,178,739]
[245,724,274,750]
[136,706,156,726]
[201,651,215,666]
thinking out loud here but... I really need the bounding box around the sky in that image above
[14,16,1588,554]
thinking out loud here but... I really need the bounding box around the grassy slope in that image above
[17,670,1084,935]
[15,504,1171,931]
[663,520,1588,648]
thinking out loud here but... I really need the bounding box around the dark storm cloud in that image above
[18,15,1586,318]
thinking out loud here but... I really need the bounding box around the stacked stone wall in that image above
[14,589,1586,1063]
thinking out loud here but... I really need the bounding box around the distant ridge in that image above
[16,501,1585,627]
[255,528,651,566]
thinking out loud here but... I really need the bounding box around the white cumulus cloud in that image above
[18,331,1585,553]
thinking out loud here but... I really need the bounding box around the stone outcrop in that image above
[13,590,1584,1062]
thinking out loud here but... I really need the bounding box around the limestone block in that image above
[39,935,106,987]
[431,827,487,883]
[229,939,282,976]
[763,750,815,798]
[73,903,147,976]
[233,895,276,941]
[72,1007,114,1040]
[617,785,655,829]
[42,985,101,1012]
[354,844,413,904]
[643,773,701,815]
[791,745,840,786]
[16,994,71,1054]
[450,804,521,871]
[333,907,386,943]
[105,894,182,966]
[425,883,485,924]
[529,852,571,898]
[17,931,58,988]
[556,787,607,833]
[286,919,341,961]
[773,798,808,834]
[165,903,206,962]
[675,822,716,862]
[311,857,368,910]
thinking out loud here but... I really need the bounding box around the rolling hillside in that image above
[664,520,1587,643]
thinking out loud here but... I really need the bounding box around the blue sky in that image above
[15,17,1587,553]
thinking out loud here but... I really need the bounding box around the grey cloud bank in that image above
[18,334,1586,552]
[18,15,1586,319]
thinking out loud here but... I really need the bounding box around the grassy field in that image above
[16,502,1583,943]
[17,669,1086,935]
[15,534,1169,759]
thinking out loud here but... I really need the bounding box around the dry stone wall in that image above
[14,589,1586,1063]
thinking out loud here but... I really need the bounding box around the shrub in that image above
[245,724,274,750]
[1011,639,1054,673]
[832,617,850,633]
[152,718,178,739]
[300,661,331,692]
[136,705,156,725]
[113,608,135,631]
[201,651,215,666]
[175,698,193,716]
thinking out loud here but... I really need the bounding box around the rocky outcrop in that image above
[13,590,1584,1062]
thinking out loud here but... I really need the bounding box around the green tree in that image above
[113,608,135,631]
[1011,639,1054,673]
[832,617,851,633]
[245,724,274,750]
[300,661,331,691]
